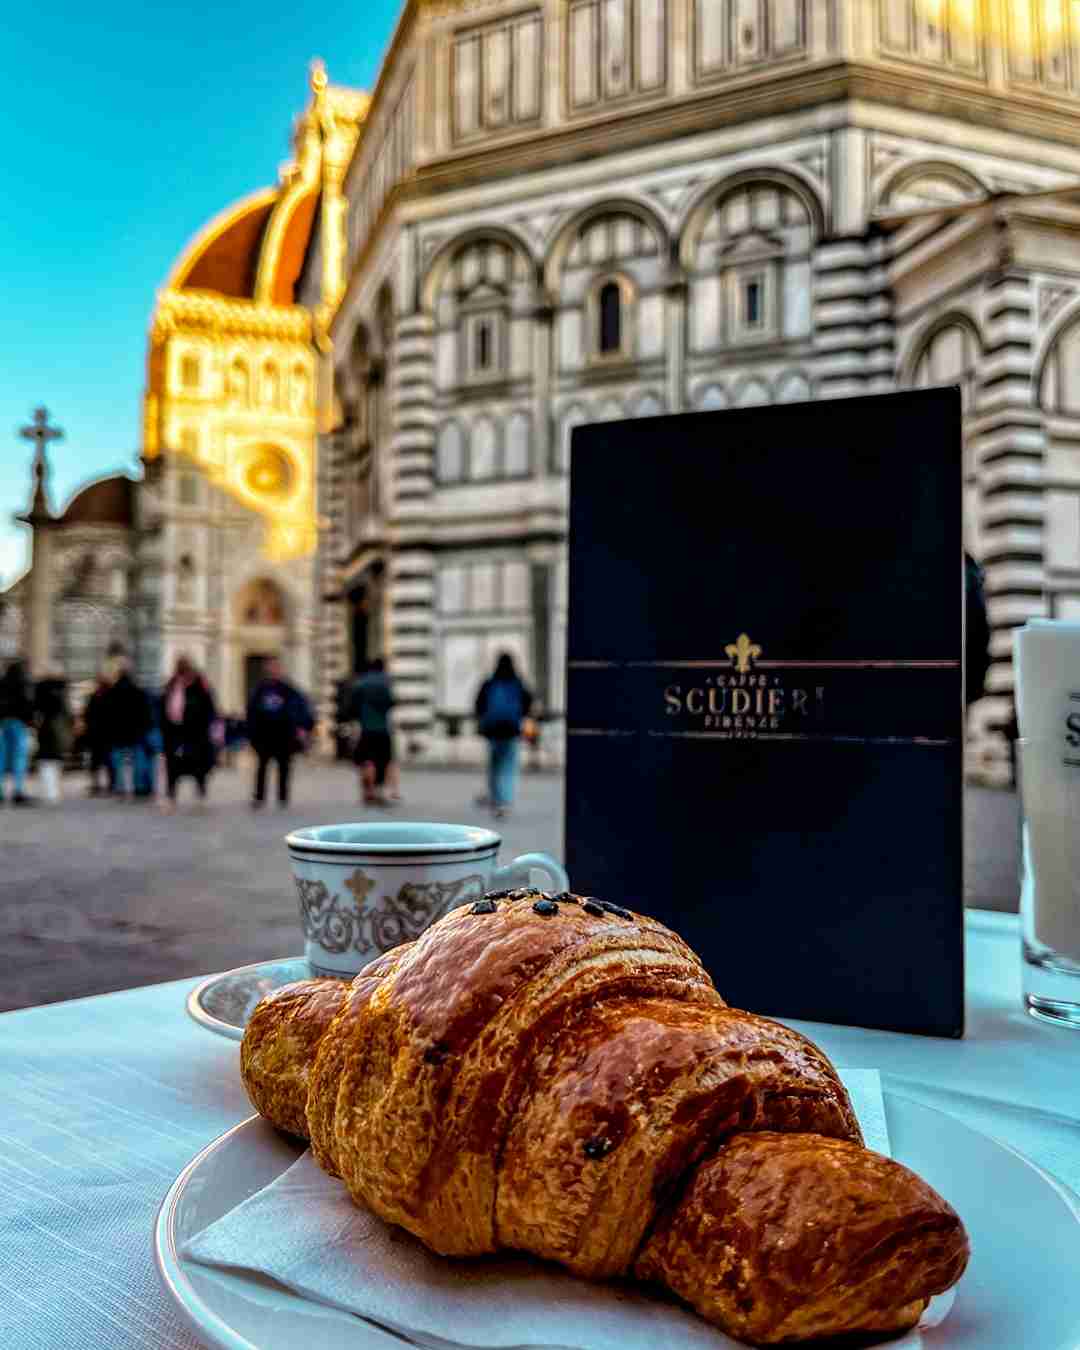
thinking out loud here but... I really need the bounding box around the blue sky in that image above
[0,0,402,585]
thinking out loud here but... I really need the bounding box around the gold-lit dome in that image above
[143,63,368,564]
[164,184,320,307]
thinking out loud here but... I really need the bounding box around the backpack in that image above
[481,679,523,738]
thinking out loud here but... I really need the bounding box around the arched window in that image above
[262,362,281,408]
[911,319,979,415]
[506,411,531,477]
[235,578,287,626]
[437,422,466,483]
[180,354,200,390]
[109,563,127,603]
[228,358,250,405]
[599,282,622,354]
[471,417,498,480]
[176,555,196,606]
[291,363,310,412]
[909,317,981,548]
[685,180,817,351]
[461,306,505,383]
[475,319,493,372]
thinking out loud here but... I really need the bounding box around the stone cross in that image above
[16,408,64,677]
[20,406,64,460]
[19,407,63,517]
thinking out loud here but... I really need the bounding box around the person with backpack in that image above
[246,655,314,808]
[347,658,399,807]
[474,652,534,820]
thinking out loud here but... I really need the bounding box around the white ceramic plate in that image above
[187,958,326,1041]
[154,1093,1080,1350]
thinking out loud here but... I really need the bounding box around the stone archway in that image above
[228,577,291,711]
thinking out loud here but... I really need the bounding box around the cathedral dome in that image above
[164,183,319,306]
[58,475,136,528]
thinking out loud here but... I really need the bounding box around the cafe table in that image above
[1,909,1078,1350]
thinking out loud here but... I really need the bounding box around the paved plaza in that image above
[0,757,1018,1012]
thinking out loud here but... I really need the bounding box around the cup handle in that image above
[491,852,569,895]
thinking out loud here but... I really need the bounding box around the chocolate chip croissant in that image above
[240,891,968,1344]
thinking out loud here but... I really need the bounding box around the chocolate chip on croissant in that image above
[240,892,968,1345]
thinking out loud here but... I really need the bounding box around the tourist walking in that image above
[474,652,533,820]
[136,692,164,799]
[246,656,314,808]
[33,671,72,803]
[347,658,398,806]
[0,660,36,805]
[102,659,153,798]
[160,656,219,810]
[82,673,115,795]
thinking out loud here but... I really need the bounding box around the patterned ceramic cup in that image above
[285,821,569,977]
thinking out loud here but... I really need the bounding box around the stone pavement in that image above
[0,757,1018,1012]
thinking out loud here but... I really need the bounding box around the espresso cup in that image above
[285,821,569,977]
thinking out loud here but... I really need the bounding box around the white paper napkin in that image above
[181,1070,954,1349]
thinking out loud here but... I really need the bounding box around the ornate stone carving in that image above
[1040,283,1076,327]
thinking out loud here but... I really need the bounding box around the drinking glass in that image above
[1019,739,1080,1028]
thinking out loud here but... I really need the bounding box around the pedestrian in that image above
[965,551,991,708]
[246,656,314,809]
[347,658,398,806]
[33,670,72,803]
[160,656,220,810]
[136,692,164,800]
[102,658,153,798]
[82,673,115,795]
[0,659,36,805]
[474,652,534,820]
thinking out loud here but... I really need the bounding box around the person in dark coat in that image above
[160,656,219,809]
[246,656,314,808]
[965,552,991,708]
[0,659,36,805]
[347,659,399,806]
[102,661,154,798]
[82,674,115,795]
[474,652,534,820]
[33,673,72,803]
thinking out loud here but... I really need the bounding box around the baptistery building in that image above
[306,0,1080,781]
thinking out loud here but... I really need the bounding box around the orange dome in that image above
[164,181,320,307]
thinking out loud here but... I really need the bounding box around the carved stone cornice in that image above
[151,289,313,342]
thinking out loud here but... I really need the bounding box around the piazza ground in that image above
[0,758,1018,1012]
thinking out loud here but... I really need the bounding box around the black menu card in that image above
[565,389,964,1037]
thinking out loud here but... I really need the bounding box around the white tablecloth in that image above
[0,911,1077,1350]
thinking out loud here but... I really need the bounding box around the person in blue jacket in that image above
[474,652,534,820]
[246,656,314,808]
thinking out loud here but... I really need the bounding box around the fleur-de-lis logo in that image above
[345,868,376,906]
[725,633,762,674]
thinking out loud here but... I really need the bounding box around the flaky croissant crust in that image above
[241,890,968,1344]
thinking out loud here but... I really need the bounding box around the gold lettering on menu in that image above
[663,636,827,739]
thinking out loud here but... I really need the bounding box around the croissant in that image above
[240,889,968,1344]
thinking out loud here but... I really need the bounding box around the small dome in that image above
[58,476,136,527]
